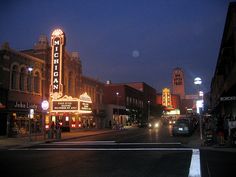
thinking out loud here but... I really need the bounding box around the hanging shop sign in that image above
[41,100,49,111]
[50,29,65,99]
[220,96,236,101]
[10,101,38,110]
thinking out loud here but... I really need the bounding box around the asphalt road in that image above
[0,124,235,177]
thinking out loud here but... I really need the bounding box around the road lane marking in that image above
[188,149,201,177]
[117,142,182,145]
[41,141,182,146]
[9,147,193,151]
[51,141,116,145]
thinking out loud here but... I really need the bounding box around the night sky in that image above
[0,0,232,94]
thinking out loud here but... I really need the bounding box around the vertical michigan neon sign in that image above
[50,29,65,98]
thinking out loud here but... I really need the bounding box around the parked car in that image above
[172,118,193,136]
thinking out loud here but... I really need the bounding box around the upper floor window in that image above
[68,72,73,95]
[19,67,27,91]
[11,65,19,89]
[34,71,40,94]
[27,71,32,92]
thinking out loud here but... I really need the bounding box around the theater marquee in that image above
[53,101,78,111]
[50,93,92,114]
[79,92,92,114]
[49,29,92,114]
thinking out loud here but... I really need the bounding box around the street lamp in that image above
[194,77,203,140]
[116,92,119,119]
[28,67,33,141]
[41,100,49,140]
[148,100,150,121]
[194,77,202,85]
[28,67,33,73]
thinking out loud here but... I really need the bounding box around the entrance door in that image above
[0,113,7,135]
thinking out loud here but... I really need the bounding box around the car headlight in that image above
[154,123,159,128]
[148,123,152,127]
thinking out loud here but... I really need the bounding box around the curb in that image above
[6,129,117,149]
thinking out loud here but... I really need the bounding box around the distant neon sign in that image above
[162,88,172,109]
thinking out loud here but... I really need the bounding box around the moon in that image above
[132,50,140,58]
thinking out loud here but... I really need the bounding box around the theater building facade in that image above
[0,29,102,136]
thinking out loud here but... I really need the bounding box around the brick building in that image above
[0,42,46,136]
[103,82,158,127]
[103,83,144,127]
[81,76,105,128]
[0,29,106,136]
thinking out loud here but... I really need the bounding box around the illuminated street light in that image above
[41,100,49,140]
[194,77,202,85]
[199,91,204,97]
[194,77,203,140]
[148,100,150,120]
[116,92,119,118]
[28,67,33,73]
[28,67,33,141]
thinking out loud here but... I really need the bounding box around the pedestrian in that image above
[217,118,224,145]
[224,116,229,141]
[109,120,112,128]
[92,122,96,128]
[50,121,55,139]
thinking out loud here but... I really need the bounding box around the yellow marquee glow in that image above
[162,88,172,109]
[52,29,64,37]
[50,93,92,114]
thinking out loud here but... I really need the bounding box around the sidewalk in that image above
[0,128,115,150]
[186,135,236,152]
